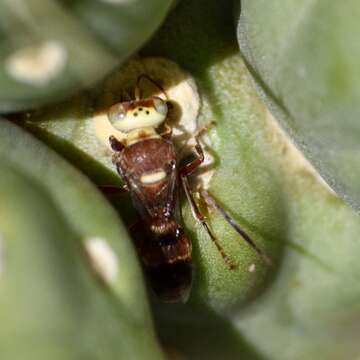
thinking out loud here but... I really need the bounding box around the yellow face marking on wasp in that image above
[108,97,168,133]
[140,169,167,184]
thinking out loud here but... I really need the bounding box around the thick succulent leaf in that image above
[9,0,360,358]
[0,0,172,112]
[0,121,163,359]
[143,2,360,358]
[237,0,360,212]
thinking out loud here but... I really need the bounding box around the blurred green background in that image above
[1,0,360,359]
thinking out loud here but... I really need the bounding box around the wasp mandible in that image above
[102,74,270,303]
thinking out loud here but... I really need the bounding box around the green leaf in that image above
[18,58,280,312]
[0,121,163,359]
[9,0,360,358]
[0,0,173,112]
[237,0,360,212]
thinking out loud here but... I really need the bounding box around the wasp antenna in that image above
[134,84,141,101]
[201,190,273,266]
[181,175,236,270]
[136,73,169,100]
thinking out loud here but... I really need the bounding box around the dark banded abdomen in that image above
[130,218,192,303]
[147,261,192,303]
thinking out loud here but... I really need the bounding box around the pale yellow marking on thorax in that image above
[140,169,166,184]
[126,126,160,146]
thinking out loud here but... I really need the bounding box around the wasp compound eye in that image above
[108,103,126,125]
[153,97,168,116]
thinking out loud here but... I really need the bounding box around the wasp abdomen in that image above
[131,222,192,303]
[145,227,192,303]
[147,260,192,303]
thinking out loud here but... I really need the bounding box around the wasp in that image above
[102,75,270,303]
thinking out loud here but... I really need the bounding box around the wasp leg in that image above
[180,133,204,176]
[200,190,272,266]
[109,135,124,152]
[179,122,215,176]
[180,174,235,270]
[98,184,129,195]
[159,123,173,140]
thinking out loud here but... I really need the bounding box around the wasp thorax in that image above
[107,97,168,133]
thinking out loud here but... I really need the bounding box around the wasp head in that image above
[107,97,168,133]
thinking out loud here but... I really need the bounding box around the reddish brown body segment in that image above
[115,138,192,302]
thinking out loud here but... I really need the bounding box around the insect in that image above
[103,74,271,303]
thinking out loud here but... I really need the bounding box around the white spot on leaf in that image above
[248,263,256,273]
[84,237,118,285]
[5,40,67,86]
